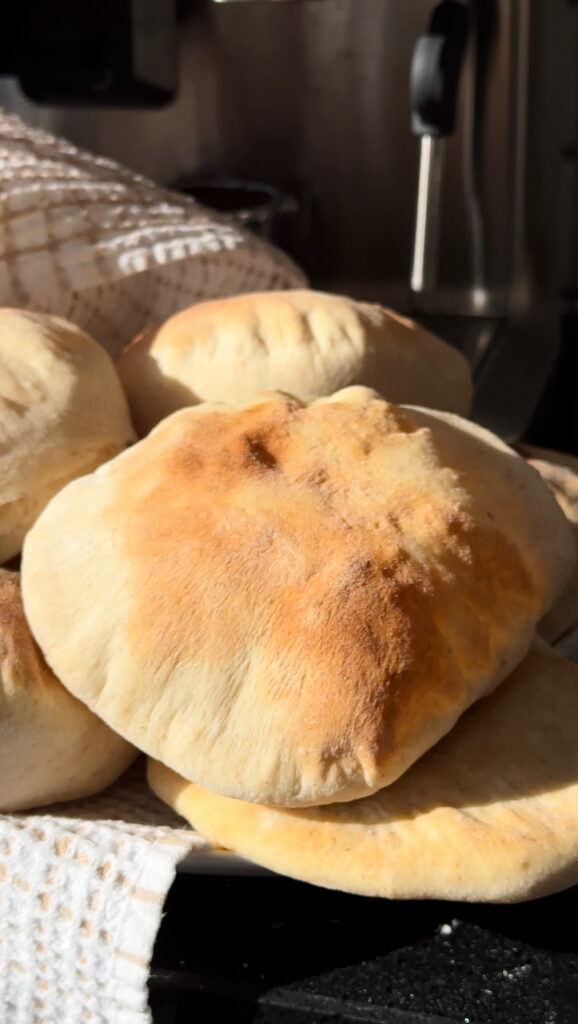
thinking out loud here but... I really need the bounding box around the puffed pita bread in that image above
[516,446,578,643]
[0,570,136,812]
[148,646,578,904]
[0,308,135,563]
[21,388,573,808]
[117,290,473,435]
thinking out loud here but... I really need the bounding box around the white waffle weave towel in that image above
[0,762,209,1024]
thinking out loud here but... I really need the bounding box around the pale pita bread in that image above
[0,308,135,563]
[0,569,136,811]
[117,290,473,435]
[148,646,578,903]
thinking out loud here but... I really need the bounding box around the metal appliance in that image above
[0,0,576,444]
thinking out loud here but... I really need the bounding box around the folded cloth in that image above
[0,110,306,357]
[0,760,211,1024]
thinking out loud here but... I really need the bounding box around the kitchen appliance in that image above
[1,4,578,1022]
[1,0,576,447]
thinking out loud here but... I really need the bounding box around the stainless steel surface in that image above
[410,134,446,295]
[469,304,562,442]
[410,0,532,318]
[404,307,559,443]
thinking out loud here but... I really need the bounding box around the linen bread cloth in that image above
[0,109,305,355]
[0,109,305,1023]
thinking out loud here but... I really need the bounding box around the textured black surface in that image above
[149,873,578,1023]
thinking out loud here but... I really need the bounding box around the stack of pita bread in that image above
[3,290,578,904]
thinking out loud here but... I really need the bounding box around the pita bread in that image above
[21,388,573,807]
[0,308,136,563]
[0,569,136,812]
[515,446,578,643]
[148,646,578,904]
[117,290,473,435]
[517,444,578,476]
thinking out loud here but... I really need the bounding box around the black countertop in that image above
[149,873,578,1024]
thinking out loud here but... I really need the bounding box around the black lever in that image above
[411,0,470,138]
[409,1,470,300]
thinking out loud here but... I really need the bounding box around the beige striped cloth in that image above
[0,109,305,356]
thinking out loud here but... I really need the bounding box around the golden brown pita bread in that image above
[21,388,572,808]
[0,569,136,812]
[149,646,578,904]
[516,446,578,643]
[117,290,473,435]
[0,308,136,563]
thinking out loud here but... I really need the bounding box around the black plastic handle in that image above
[410,0,470,138]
